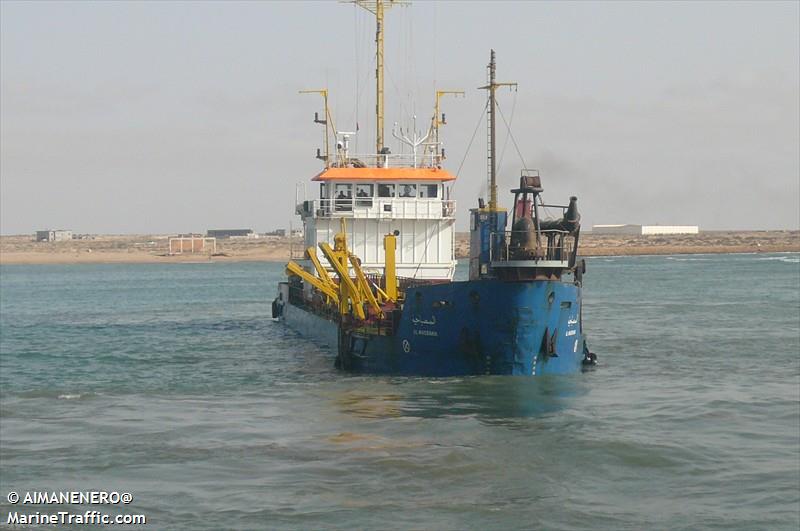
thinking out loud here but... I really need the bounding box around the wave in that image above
[58,393,87,400]
[10,390,103,401]
[756,255,800,263]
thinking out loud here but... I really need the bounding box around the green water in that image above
[1,254,798,530]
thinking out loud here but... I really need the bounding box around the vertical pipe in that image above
[532,194,542,251]
[323,90,330,168]
[383,232,397,300]
[434,93,441,161]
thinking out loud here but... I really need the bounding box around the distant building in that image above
[169,235,216,254]
[264,229,287,237]
[36,230,73,242]
[206,229,256,239]
[640,225,699,235]
[592,224,699,235]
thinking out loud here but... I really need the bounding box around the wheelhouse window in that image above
[419,184,438,198]
[334,183,352,211]
[378,183,395,198]
[320,183,327,198]
[399,184,417,198]
[355,184,373,207]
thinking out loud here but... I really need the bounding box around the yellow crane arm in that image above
[348,254,384,319]
[373,284,390,303]
[285,261,339,305]
[306,247,336,290]
[319,242,366,320]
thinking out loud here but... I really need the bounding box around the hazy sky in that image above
[1,0,798,234]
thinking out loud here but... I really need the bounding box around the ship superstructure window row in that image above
[323,183,441,200]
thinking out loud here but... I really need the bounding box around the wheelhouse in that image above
[295,167,457,281]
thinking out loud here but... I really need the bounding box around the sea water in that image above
[1,254,798,530]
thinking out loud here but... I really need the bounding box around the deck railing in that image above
[289,246,308,260]
[332,152,441,169]
[296,198,456,220]
[489,229,577,266]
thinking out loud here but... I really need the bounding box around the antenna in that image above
[392,115,430,168]
[478,50,517,212]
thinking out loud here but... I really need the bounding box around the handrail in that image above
[297,198,456,220]
[331,152,441,169]
[489,229,577,266]
[290,247,307,260]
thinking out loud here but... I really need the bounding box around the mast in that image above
[299,89,334,168]
[352,1,405,155]
[479,50,517,211]
[376,0,384,155]
[430,90,464,163]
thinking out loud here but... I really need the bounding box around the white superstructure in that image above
[295,165,457,280]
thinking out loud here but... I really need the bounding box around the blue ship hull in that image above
[281,278,585,376]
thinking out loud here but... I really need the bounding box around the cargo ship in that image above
[273,0,596,375]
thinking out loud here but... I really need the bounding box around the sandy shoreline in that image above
[1,231,798,265]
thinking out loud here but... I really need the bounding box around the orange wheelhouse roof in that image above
[312,167,456,182]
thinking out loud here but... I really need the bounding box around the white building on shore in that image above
[36,229,73,242]
[592,224,699,235]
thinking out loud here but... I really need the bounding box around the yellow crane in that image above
[285,219,400,322]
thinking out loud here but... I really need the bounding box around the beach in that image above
[1,231,797,265]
